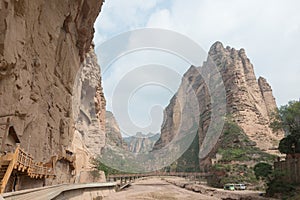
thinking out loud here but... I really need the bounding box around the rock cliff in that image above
[124,133,160,153]
[72,45,106,183]
[105,111,161,153]
[258,77,278,118]
[0,0,104,186]
[208,42,283,150]
[105,111,127,149]
[154,42,284,171]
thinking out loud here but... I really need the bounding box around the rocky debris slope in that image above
[154,42,283,171]
[0,0,104,186]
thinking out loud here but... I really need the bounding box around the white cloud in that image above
[143,0,300,105]
[100,49,188,135]
[94,0,300,135]
[94,0,163,45]
[146,9,173,29]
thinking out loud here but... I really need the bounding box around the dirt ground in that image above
[103,177,220,200]
[103,177,277,200]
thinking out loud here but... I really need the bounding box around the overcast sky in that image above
[93,0,300,136]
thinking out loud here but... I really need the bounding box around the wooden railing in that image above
[28,162,55,179]
[15,147,33,172]
[0,145,55,193]
[0,146,19,193]
[14,146,55,178]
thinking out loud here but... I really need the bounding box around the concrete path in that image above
[2,182,116,200]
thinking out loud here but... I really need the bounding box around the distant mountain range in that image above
[123,132,160,153]
[105,111,160,153]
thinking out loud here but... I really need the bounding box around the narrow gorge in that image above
[0,0,286,196]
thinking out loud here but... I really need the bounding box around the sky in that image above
[93,0,300,136]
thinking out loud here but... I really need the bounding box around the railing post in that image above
[0,145,19,193]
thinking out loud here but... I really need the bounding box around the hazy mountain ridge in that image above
[124,133,160,153]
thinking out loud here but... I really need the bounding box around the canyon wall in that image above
[72,46,106,183]
[154,42,284,170]
[105,111,127,149]
[208,42,283,150]
[0,0,104,185]
[124,133,160,153]
[105,110,160,153]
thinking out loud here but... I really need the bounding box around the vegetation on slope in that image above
[271,101,300,154]
[209,119,276,188]
[265,101,300,199]
[169,133,200,172]
[91,157,121,176]
[217,121,275,163]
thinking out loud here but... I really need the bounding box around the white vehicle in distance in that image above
[234,183,246,190]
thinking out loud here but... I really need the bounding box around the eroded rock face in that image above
[72,46,106,183]
[0,0,103,185]
[105,111,127,149]
[154,42,284,169]
[258,77,278,118]
[124,133,160,153]
[208,42,284,150]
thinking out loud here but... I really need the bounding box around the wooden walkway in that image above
[0,145,54,193]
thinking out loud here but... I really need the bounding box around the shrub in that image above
[254,163,273,181]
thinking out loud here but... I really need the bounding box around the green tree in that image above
[270,101,300,153]
[278,134,300,154]
[271,101,300,134]
[91,157,120,176]
[254,162,273,181]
